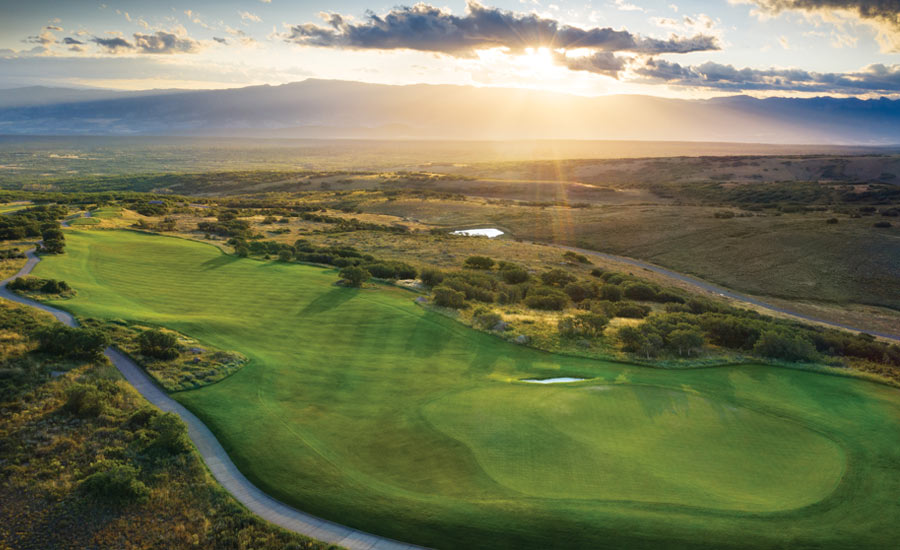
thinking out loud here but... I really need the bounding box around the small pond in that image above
[451,228,504,238]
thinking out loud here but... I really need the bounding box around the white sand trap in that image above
[521,377,586,384]
[451,228,504,238]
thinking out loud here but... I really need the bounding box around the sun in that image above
[517,47,558,77]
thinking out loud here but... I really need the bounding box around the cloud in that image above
[240,11,262,23]
[736,0,900,51]
[89,30,202,55]
[635,58,900,94]
[44,25,63,32]
[133,31,202,54]
[613,0,646,12]
[558,51,629,77]
[63,37,84,45]
[24,29,58,45]
[284,1,718,56]
[91,36,133,52]
[213,37,228,44]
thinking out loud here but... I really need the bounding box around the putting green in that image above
[32,230,900,550]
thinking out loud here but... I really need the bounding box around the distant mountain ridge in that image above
[0,79,897,144]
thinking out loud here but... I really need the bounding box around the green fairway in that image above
[33,229,900,549]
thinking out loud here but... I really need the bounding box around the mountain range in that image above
[0,79,897,145]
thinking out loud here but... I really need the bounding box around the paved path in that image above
[0,249,427,550]
[554,244,900,342]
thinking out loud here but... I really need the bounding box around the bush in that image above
[138,329,179,360]
[826,218,839,224]
[420,268,445,287]
[473,307,502,329]
[524,288,569,311]
[558,313,608,338]
[36,325,109,359]
[563,251,590,264]
[614,303,651,319]
[235,245,249,258]
[65,384,109,417]
[80,463,150,504]
[147,412,192,455]
[623,282,658,301]
[541,269,576,287]
[339,266,370,287]
[464,256,495,270]
[499,265,530,284]
[753,330,816,362]
[433,286,466,308]
[278,250,293,262]
[874,221,892,228]
[564,281,597,303]
[590,268,604,278]
[598,284,624,302]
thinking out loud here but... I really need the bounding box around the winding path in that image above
[0,249,427,550]
[553,244,900,342]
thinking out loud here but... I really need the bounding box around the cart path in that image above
[553,243,900,342]
[0,249,428,550]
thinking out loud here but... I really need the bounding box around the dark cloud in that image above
[558,52,629,78]
[63,37,84,45]
[635,59,900,93]
[23,31,57,45]
[744,0,900,50]
[89,31,202,54]
[213,37,228,44]
[285,1,718,56]
[91,36,133,52]
[132,31,201,54]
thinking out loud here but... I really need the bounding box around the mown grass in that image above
[33,229,900,549]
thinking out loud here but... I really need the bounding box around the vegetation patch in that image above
[81,319,248,392]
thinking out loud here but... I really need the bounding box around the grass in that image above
[33,229,900,549]
[68,216,101,226]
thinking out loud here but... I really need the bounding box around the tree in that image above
[433,286,466,308]
[339,266,370,287]
[668,329,705,357]
[235,245,249,258]
[464,256,495,270]
[138,329,179,360]
[278,250,293,262]
[540,268,576,287]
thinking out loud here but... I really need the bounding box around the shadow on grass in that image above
[300,286,358,315]
[200,254,241,271]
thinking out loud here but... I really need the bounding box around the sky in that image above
[1,0,898,98]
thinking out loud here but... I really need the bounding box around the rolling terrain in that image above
[29,229,900,549]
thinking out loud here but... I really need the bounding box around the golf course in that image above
[30,229,900,549]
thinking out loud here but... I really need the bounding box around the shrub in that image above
[278,250,293,262]
[499,265,530,284]
[874,221,892,228]
[36,325,109,359]
[540,269,576,287]
[138,329,179,360]
[464,256,495,270]
[623,282,658,301]
[614,303,651,319]
[235,245,249,258]
[563,251,590,264]
[558,313,608,338]
[753,330,816,362]
[419,268,445,287]
[339,266,370,287]
[524,288,569,311]
[825,218,839,224]
[564,281,597,303]
[65,384,108,417]
[598,284,624,302]
[147,412,192,455]
[80,463,150,504]
[590,268,604,278]
[40,279,68,294]
[433,286,466,308]
[473,307,502,329]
